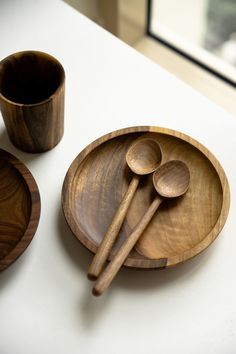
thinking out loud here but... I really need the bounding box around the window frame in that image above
[147,0,236,87]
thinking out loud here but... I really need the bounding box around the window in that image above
[148,0,236,85]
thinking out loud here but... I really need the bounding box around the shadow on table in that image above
[0,127,58,167]
[57,205,220,326]
[57,206,92,272]
[0,127,11,149]
[0,248,32,289]
[58,194,117,326]
[114,245,215,292]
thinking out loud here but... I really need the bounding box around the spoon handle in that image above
[87,174,140,280]
[92,195,163,296]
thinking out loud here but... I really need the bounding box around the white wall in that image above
[63,0,99,20]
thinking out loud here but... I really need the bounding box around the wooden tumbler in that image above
[0,50,65,153]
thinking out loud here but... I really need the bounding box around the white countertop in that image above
[0,1,235,353]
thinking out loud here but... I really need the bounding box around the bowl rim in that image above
[61,126,230,269]
[0,148,41,271]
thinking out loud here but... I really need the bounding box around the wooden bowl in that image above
[0,149,40,271]
[62,126,230,269]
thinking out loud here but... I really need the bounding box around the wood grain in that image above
[62,126,230,270]
[87,137,162,279]
[93,196,163,295]
[87,174,140,280]
[0,149,40,271]
[0,51,65,153]
[93,160,190,295]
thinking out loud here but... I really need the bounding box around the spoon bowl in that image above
[126,138,162,175]
[153,160,190,198]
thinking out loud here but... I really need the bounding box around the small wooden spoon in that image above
[93,160,190,296]
[87,137,162,280]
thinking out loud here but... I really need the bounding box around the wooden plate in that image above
[62,126,230,269]
[0,149,40,271]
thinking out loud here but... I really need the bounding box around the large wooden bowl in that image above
[0,149,40,271]
[62,126,230,269]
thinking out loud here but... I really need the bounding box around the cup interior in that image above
[0,51,64,104]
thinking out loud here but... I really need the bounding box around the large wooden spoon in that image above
[87,137,162,280]
[93,160,190,296]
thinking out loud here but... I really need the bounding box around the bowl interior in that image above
[0,160,31,261]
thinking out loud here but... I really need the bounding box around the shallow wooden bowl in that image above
[62,126,230,269]
[0,149,40,271]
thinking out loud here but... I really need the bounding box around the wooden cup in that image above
[0,50,65,153]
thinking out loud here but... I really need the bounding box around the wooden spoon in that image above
[92,160,190,296]
[87,137,162,280]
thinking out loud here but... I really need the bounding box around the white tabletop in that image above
[0,1,235,353]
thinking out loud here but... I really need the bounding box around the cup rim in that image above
[0,50,65,107]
